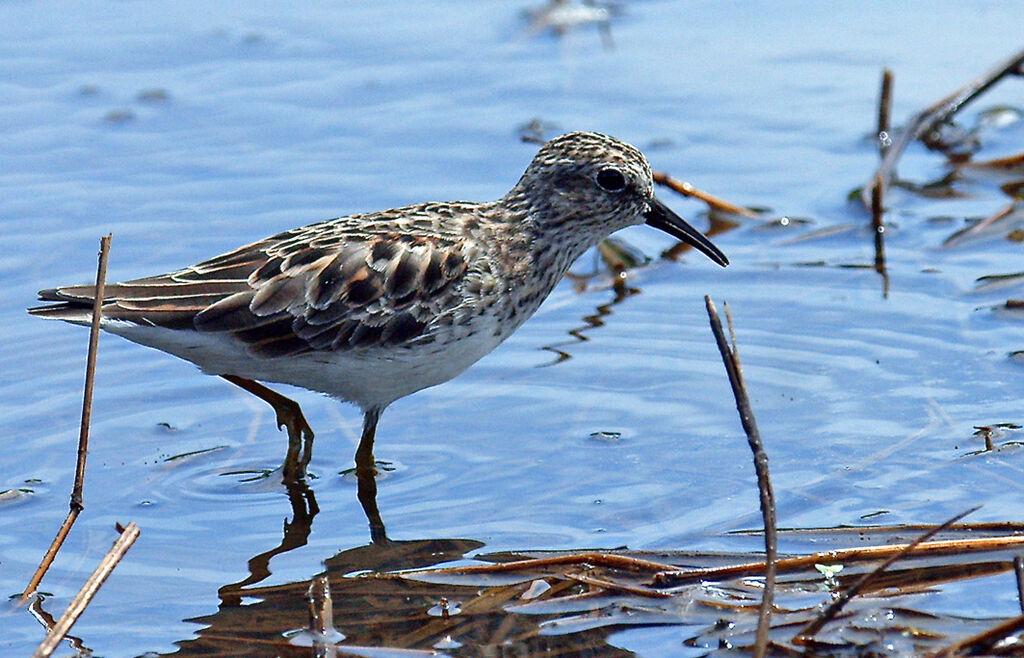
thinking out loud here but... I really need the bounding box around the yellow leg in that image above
[221,375,315,481]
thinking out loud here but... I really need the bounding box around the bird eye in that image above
[596,167,626,192]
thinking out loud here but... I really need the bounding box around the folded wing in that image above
[31,219,472,358]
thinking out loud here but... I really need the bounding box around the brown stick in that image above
[870,175,889,298]
[792,506,979,644]
[877,68,893,157]
[928,611,1024,658]
[26,596,89,654]
[565,571,674,599]
[405,551,679,578]
[863,47,1024,208]
[73,234,110,508]
[409,534,1024,590]
[1016,555,1024,614]
[653,171,760,218]
[872,67,893,297]
[941,201,1019,249]
[32,522,139,658]
[653,533,1024,587]
[22,234,111,601]
[705,297,776,658]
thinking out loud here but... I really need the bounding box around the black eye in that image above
[596,167,626,192]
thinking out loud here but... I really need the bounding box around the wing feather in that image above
[31,203,485,358]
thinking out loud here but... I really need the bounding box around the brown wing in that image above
[32,214,475,358]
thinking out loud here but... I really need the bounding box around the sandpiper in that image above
[30,132,728,480]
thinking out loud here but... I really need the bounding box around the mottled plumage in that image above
[30,132,728,480]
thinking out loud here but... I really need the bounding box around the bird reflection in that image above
[354,464,388,545]
[540,281,637,367]
[218,479,319,606]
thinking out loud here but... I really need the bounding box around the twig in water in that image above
[862,47,1024,209]
[653,171,759,219]
[653,533,1024,587]
[22,234,111,601]
[564,571,674,599]
[307,575,333,634]
[26,596,89,655]
[871,68,892,297]
[1016,555,1024,614]
[792,505,980,645]
[928,611,1024,658]
[405,551,677,578]
[871,175,889,298]
[941,201,1021,249]
[877,68,893,157]
[32,522,139,658]
[705,296,776,658]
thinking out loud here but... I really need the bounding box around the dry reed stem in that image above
[705,296,776,658]
[877,68,893,157]
[409,534,1024,592]
[653,534,1024,587]
[404,551,678,578]
[871,174,889,297]
[564,571,673,599]
[32,522,139,658]
[872,67,892,297]
[307,575,332,634]
[928,611,1024,657]
[1016,555,1024,614]
[863,47,1024,209]
[941,201,1019,248]
[22,234,111,601]
[652,171,759,218]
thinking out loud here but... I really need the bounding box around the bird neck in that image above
[500,186,605,277]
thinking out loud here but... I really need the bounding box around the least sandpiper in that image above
[30,132,728,480]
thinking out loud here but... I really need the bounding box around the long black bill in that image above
[644,197,729,267]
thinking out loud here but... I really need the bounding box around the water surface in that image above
[2,1,1023,655]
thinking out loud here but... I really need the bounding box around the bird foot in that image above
[280,410,315,482]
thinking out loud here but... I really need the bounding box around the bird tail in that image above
[29,285,102,325]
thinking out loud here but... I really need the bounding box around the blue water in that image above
[2,1,1023,655]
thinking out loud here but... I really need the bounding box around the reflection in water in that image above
[192,270,691,653]
[218,480,319,607]
[662,212,739,261]
[540,282,638,367]
[173,537,641,657]
[172,525,1024,655]
[355,465,389,545]
[26,595,90,655]
[543,222,735,367]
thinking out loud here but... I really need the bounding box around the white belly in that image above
[104,317,507,410]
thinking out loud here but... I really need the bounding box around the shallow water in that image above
[2,1,1024,655]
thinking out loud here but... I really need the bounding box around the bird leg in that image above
[221,375,315,481]
[354,407,380,476]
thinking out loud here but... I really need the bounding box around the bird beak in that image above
[644,197,729,267]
